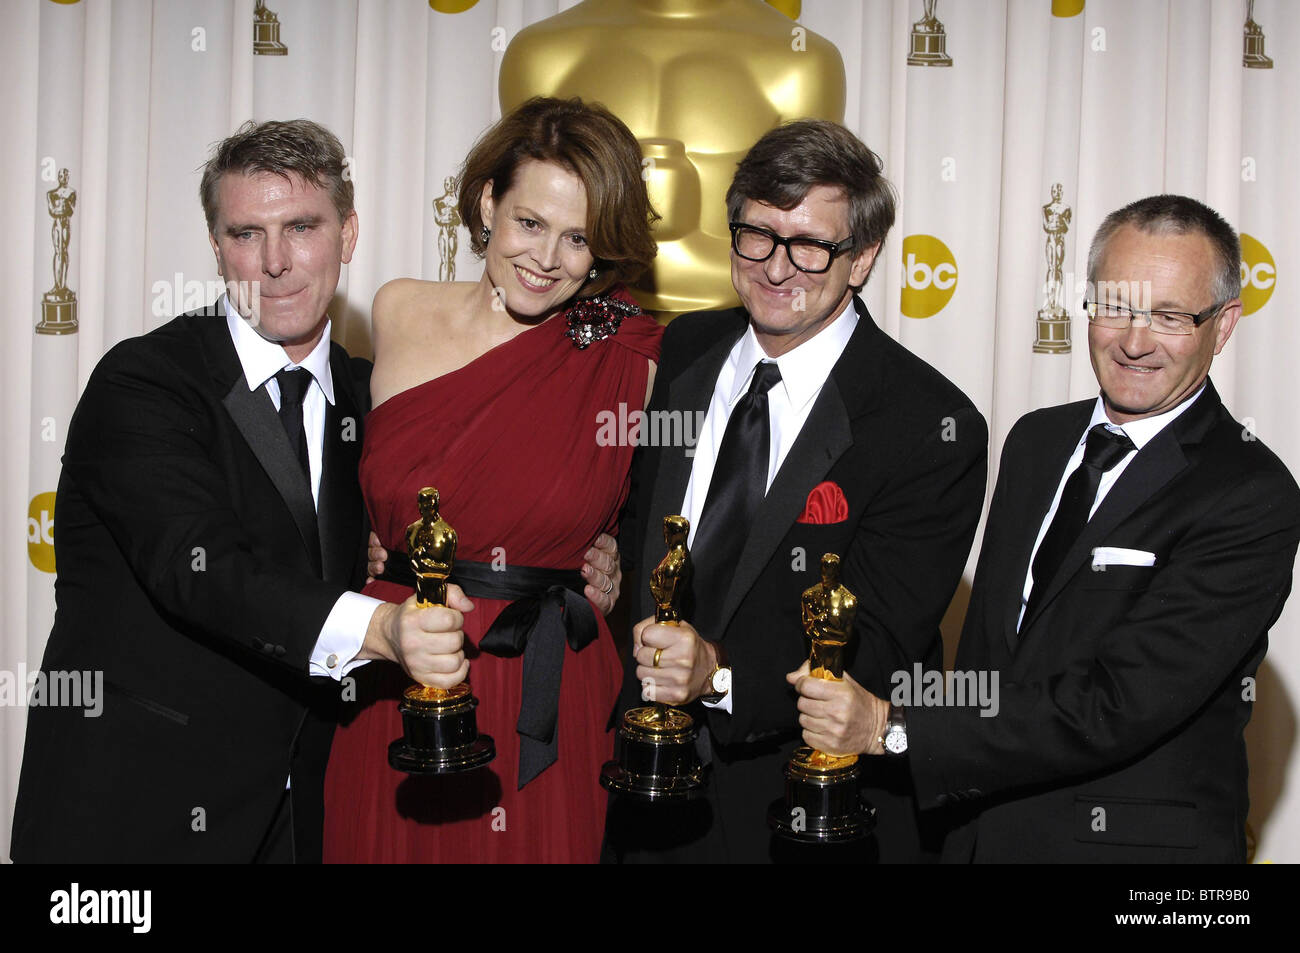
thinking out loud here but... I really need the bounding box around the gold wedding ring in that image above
[653,648,663,668]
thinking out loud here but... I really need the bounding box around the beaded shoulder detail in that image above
[564,293,645,350]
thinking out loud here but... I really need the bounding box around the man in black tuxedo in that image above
[10,120,472,863]
[607,120,988,862]
[793,194,1300,862]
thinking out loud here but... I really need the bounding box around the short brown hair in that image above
[458,97,658,295]
[200,119,354,232]
[726,120,896,258]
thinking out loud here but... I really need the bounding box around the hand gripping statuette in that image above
[388,487,495,774]
[600,515,704,800]
[768,553,876,842]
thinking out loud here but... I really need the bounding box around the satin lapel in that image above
[717,378,852,633]
[639,323,742,622]
[714,296,869,639]
[317,347,365,586]
[1004,402,1095,654]
[199,303,323,576]
[222,380,323,575]
[1018,385,1222,639]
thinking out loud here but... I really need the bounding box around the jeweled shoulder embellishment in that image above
[565,294,643,350]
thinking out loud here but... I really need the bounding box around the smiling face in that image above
[208,170,357,363]
[1088,224,1241,424]
[478,160,594,320]
[731,187,878,357]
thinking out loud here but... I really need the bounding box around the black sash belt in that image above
[378,551,598,789]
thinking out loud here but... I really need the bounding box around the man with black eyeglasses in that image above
[788,194,1300,862]
[606,119,987,863]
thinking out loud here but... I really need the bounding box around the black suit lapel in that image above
[638,325,740,620]
[1004,402,1094,652]
[719,373,852,635]
[222,380,323,575]
[198,305,324,576]
[1018,383,1223,640]
[317,346,365,587]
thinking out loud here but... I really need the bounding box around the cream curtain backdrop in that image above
[2,0,1295,863]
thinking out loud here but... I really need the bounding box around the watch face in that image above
[884,728,908,755]
[712,667,732,694]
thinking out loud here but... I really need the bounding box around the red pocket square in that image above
[797,481,849,524]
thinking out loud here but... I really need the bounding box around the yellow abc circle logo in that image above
[901,234,958,319]
[429,0,480,12]
[1239,233,1275,316]
[28,491,56,574]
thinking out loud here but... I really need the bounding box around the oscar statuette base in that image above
[37,294,78,335]
[600,705,704,801]
[767,746,876,844]
[388,682,495,775]
[1033,309,1072,353]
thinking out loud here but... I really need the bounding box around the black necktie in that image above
[273,367,312,478]
[1026,423,1136,618]
[690,360,782,636]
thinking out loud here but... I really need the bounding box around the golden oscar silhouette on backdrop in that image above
[388,487,495,774]
[37,168,78,335]
[769,553,875,842]
[1034,182,1072,354]
[253,0,288,55]
[500,0,845,320]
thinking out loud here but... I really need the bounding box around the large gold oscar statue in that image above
[500,0,845,320]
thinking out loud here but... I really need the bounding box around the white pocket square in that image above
[1091,546,1157,569]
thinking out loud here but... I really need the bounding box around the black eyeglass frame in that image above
[728,221,855,274]
[1083,298,1226,335]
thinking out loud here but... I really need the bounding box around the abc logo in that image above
[901,234,958,319]
[1239,233,1275,316]
[27,491,56,574]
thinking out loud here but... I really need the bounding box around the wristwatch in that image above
[880,703,908,755]
[699,640,731,704]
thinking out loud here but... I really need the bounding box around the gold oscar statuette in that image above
[600,515,704,800]
[387,487,495,774]
[253,0,288,56]
[1033,182,1072,354]
[907,0,953,68]
[433,175,461,282]
[36,168,78,335]
[1243,0,1273,69]
[768,553,876,842]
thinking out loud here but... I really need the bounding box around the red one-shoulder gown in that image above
[323,297,661,863]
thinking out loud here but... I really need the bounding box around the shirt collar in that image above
[1083,381,1206,451]
[727,297,858,410]
[223,293,335,404]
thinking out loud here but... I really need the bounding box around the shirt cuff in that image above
[310,591,384,679]
[701,681,733,715]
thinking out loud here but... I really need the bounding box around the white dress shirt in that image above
[680,297,858,713]
[225,298,380,680]
[1017,384,1206,630]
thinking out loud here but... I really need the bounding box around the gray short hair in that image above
[200,119,353,231]
[1087,194,1241,305]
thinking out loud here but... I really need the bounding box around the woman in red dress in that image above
[323,98,662,863]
